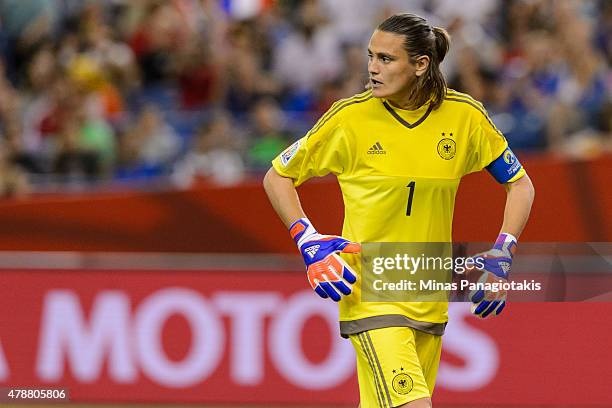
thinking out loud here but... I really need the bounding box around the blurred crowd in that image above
[0,0,611,197]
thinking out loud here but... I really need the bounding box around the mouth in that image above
[370,78,383,87]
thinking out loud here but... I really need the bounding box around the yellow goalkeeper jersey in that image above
[272,89,526,336]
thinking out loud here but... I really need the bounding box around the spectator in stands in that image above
[115,104,181,179]
[52,105,102,182]
[2,112,45,174]
[247,98,294,171]
[314,42,370,116]
[225,20,281,114]
[173,111,245,187]
[595,0,612,66]
[128,1,194,89]
[73,5,138,122]
[0,0,57,85]
[0,138,30,198]
[547,6,610,155]
[176,41,221,110]
[0,0,611,191]
[0,57,46,172]
[273,0,342,111]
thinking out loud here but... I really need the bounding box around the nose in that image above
[368,58,380,76]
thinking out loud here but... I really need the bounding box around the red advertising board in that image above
[0,155,610,254]
[1,268,611,406]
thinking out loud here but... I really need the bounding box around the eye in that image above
[367,53,373,60]
[381,56,391,63]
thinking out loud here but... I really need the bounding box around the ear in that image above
[414,55,430,77]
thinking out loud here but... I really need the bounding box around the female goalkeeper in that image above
[264,13,534,408]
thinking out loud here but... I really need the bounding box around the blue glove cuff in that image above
[494,233,518,257]
[289,218,317,247]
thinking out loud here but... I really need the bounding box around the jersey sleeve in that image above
[464,110,526,183]
[271,106,351,186]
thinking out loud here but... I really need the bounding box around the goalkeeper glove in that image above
[289,218,361,302]
[468,233,517,318]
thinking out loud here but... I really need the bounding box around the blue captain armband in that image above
[486,148,523,183]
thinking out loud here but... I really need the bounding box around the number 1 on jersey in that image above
[406,181,415,216]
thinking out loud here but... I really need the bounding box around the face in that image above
[367,30,429,104]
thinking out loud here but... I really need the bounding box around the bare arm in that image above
[500,174,535,239]
[263,167,306,228]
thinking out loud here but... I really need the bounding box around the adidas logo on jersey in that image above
[305,245,320,258]
[367,142,386,154]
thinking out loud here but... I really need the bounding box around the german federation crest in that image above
[392,372,414,395]
[437,138,456,160]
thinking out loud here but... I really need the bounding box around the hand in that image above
[290,218,361,301]
[468,233,517,318]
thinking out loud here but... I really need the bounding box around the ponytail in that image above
[432,26,450,63]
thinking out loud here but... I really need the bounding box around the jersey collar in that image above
[381,99,434,129]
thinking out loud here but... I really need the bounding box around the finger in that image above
[307,263,334,299]
[468,252,488,265]
[341,242,362,254]
[332,280,352,296]
[319,281,342,302]
[307,263,327,290]
[470,289,485,303]
[495,301,506,315]
[314,285,329,299]
[470,302,482,316]
[342,265,357,284]
[481,300,501,318]
[329,254,358,284]
[472,300,491,316]
[325,258,353,295]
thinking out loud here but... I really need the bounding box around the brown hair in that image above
[377,13,450,110]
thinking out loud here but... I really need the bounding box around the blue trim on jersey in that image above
[486,148,523,183]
